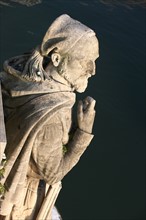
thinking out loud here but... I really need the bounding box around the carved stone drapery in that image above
[0,83,6,165]
[0,14,99,219]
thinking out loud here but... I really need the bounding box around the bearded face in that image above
[55,36,99,93]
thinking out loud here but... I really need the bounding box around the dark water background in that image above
[0,1,145,219]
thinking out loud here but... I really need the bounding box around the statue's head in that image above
[3,14,99,91]
[42,14,99,93]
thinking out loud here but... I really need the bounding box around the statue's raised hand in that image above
[77,96,96,134]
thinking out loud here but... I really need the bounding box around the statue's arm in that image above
[32,97,95,184]
[53,96,96,181]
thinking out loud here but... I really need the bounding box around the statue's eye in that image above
[87,61,94,69]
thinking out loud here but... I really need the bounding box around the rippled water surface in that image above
[0,1,145,219]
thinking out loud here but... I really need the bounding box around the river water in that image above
[0,1,145,220]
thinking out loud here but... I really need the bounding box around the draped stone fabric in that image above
[41,14,96,56]
[0,14,98,219]
[0,71,93,218]
[0,80,74,216]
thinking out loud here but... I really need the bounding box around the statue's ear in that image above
[51,52,61,67]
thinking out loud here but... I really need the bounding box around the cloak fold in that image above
[0,90,75,216]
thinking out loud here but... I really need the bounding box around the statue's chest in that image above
[58,108,72,145]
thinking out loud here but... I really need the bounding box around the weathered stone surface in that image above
[0,14,99,219]
[0,83,6,164]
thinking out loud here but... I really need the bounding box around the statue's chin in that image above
[74,81,88,93]
[75,85,87,93]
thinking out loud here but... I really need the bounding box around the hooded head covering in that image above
[1,14,99,84]
[41,14,97,56]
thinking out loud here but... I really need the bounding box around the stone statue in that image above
[0,14,99,219]
[0,84,6,165]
